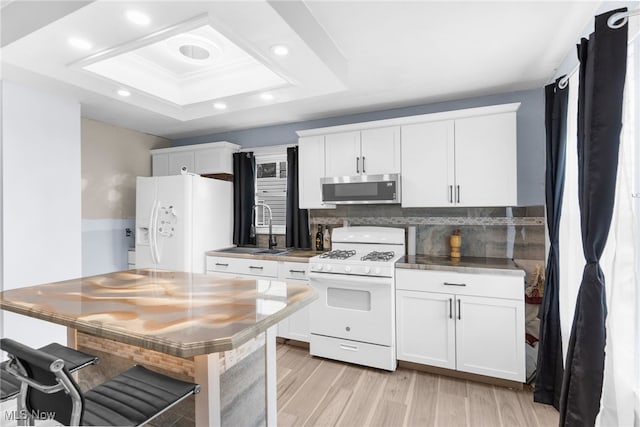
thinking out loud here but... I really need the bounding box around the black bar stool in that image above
[1,342,98,402]
[1,338,200,426]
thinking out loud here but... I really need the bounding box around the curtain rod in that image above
[557,8,640,89]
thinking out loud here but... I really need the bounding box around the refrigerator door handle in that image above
[152,200,161,264]
[148,201,156,264]
[149,200,160,265]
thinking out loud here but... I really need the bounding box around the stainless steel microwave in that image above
[321,173,401,204]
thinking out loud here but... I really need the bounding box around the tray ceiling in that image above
[0,1,602,138]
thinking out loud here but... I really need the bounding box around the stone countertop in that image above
[205,248,320,263]
[397,255,525,277]
[0,269,316,358]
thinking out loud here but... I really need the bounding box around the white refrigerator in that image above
[135,174,232,273]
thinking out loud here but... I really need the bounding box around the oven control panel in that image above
[310,263,393,277]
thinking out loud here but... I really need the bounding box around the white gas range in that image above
[308,226,405,371]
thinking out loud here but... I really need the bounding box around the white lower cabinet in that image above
[206,256,310,343]
[396,269,525,382]
[455,295,524,381]
[277,262,311,342]
[396,290,455,369]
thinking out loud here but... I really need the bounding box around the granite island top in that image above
[0,269,316,358]
[397,255,526,277]
[206,248,319,263]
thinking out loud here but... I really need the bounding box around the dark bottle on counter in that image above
[315,225,324,251]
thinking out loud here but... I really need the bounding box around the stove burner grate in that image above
[361,251,396,262]
[319,250,356,260]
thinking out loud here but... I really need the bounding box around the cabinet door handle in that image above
[356,157,360,174]
[458,299,461,320]
[289,269,306,274]
[249,266,264,270]
[339,343,358,352]
[444,282,466,287]
[449,298,453,319]
[362,156,366,173]
[449,185,453,203]
[215,263,229,267]
[456,185,461,203]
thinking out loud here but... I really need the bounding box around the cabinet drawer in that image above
[206,256,278,277]
[310,334,395,371]
[282,262,309,281]
[396,269,523,300]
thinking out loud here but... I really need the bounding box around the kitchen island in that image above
[0,269,316,426]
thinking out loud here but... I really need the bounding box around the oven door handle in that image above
[308,272,392,286]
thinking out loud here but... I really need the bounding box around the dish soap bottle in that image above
[315,225,324,251]
[323,226,331,251]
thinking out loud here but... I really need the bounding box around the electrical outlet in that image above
[125,228,132,237]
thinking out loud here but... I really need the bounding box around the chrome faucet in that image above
[251,202,277,249]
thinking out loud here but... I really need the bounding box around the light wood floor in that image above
[276,344,559,427]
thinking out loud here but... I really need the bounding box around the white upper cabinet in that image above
[360,126,401,175]
[167,151,195,176]
[299,136,333,209]
[454,113,517,206]
[401,107,521,207]
[152,154,169,177]
[298,103,533,207]
[151,142,240,176]
[195,147,235,175]
[401,120,454,207]
[324,127,400,177]
[324,131,361,176]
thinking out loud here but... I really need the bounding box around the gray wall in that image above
[173,88,543,148]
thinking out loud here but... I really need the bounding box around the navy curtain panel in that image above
[286,147,311,249]
[559,9,627,426]
[233,152,256,246]
[534,76,568,409]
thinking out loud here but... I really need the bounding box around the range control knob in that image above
[325,265,333,272]
[314,264,323,271]
[364,266,371,274]
[374,267,381,275]
[345,266,352,273]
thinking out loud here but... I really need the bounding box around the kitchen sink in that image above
[220,247,263,254]
[218,247,289,255]
[255,249,289,255]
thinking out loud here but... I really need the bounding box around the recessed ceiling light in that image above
[271,45,289,56]
[213,102,227,110]
[260,92,275,101]
[126,10,151,26]
[68,37,92,51]
[117,89,131,97]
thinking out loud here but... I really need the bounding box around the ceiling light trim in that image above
[68,14,210,69]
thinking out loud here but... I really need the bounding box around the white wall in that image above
[1,80,81,348]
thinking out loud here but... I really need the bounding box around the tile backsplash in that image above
[310,205,545,261]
